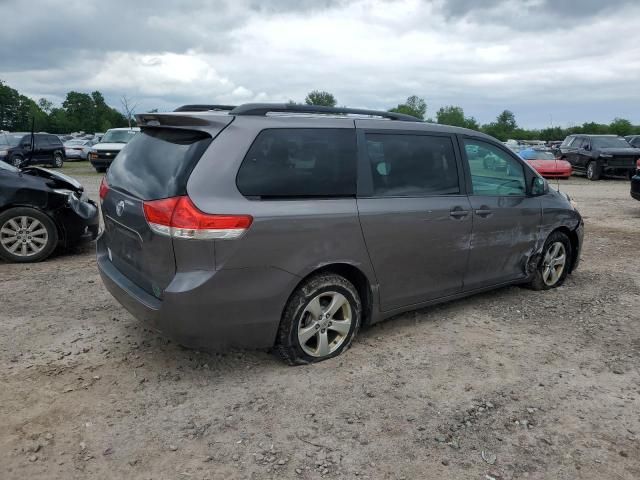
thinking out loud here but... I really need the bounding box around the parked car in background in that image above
[88,127,139,172]
[558,134,640,180]
[0,132,65,168]
[625,135,640,148]
[97,103,583,364]
[64,139,97,160]
[0,161,99,262]
[519,148,572,179]
[631,156,640,201]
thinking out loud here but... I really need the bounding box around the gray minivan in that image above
[97,103,583,364]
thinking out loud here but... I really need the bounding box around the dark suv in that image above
[558,134,640,180]
[97,103,583,364]
[0,132,65,168]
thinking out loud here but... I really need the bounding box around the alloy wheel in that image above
[297,291,352,358]
[0,216,49,257]
[542,241,566,286]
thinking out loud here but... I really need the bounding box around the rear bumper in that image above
[90,159,113,169]
[96,236,298,350]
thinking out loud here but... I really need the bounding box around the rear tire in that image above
[527,231,572,291]
[0,207,58,263]
[586,161,600,181]
[276,273,361,365]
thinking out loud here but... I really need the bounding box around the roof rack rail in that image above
[229,103,421,122]
[174,104,237,112]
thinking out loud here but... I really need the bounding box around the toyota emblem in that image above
[116,200,125,217]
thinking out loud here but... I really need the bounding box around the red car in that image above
[519,149,572,179]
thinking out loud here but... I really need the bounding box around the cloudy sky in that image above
[1,0,639,128]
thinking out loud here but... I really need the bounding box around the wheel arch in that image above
[548,226,579,273]
[283,262,375,330]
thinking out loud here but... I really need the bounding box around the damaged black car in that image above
[0,161,99,262]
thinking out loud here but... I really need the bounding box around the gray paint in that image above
[98,112,583,350]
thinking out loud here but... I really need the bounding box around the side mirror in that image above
[531,176,548,196]
[583,144,590,151]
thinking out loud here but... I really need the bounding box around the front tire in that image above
[276,273,361,365]
[586,161,600,181]
[11,155,24,168]
[528,231,572,291]
[52,152,64,168]
[0,207,59,263]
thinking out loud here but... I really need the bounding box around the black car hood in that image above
[598,147,640,156]
[21,167,84,193]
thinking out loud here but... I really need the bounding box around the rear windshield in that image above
[107,128,212,200]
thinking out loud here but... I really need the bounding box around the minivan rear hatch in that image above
[101,118,231,297]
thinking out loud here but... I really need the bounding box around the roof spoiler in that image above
[173,104,237,112]
[135,113,224,127]
[229,103,422,122]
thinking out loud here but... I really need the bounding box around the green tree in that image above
[389,95,426,120]
[435,105,479,130]
[37,98,54,114]
[482,110,518,141]
[63,91,96,132]
[304,90,337,107]
[0,80,42,131]
[609,117,633,136]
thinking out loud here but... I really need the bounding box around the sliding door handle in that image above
[474,208,493,217]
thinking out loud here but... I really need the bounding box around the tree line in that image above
[0,80,129,134]
[2,81,638,141]
[302,90,640,141]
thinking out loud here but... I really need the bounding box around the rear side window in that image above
[48,135,62,146]
[365,133,459,197]
[237,129,357,198]
[107,128,212,200]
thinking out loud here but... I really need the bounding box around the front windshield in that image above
[523,150,556,161]
[593,137,632,149]
[6,134,26,146]
[101,130,138,144]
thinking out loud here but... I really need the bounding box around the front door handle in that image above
[474,208,493,217]
[449,207,469,219]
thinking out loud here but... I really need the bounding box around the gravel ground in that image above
[1,162,639,480]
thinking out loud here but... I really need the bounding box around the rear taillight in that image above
[636,158,640,169]
[99,177,109,200]
[143,196,252,240]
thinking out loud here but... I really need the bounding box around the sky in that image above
[1,0,639,129]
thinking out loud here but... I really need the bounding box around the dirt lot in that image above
[1,163,639,480]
